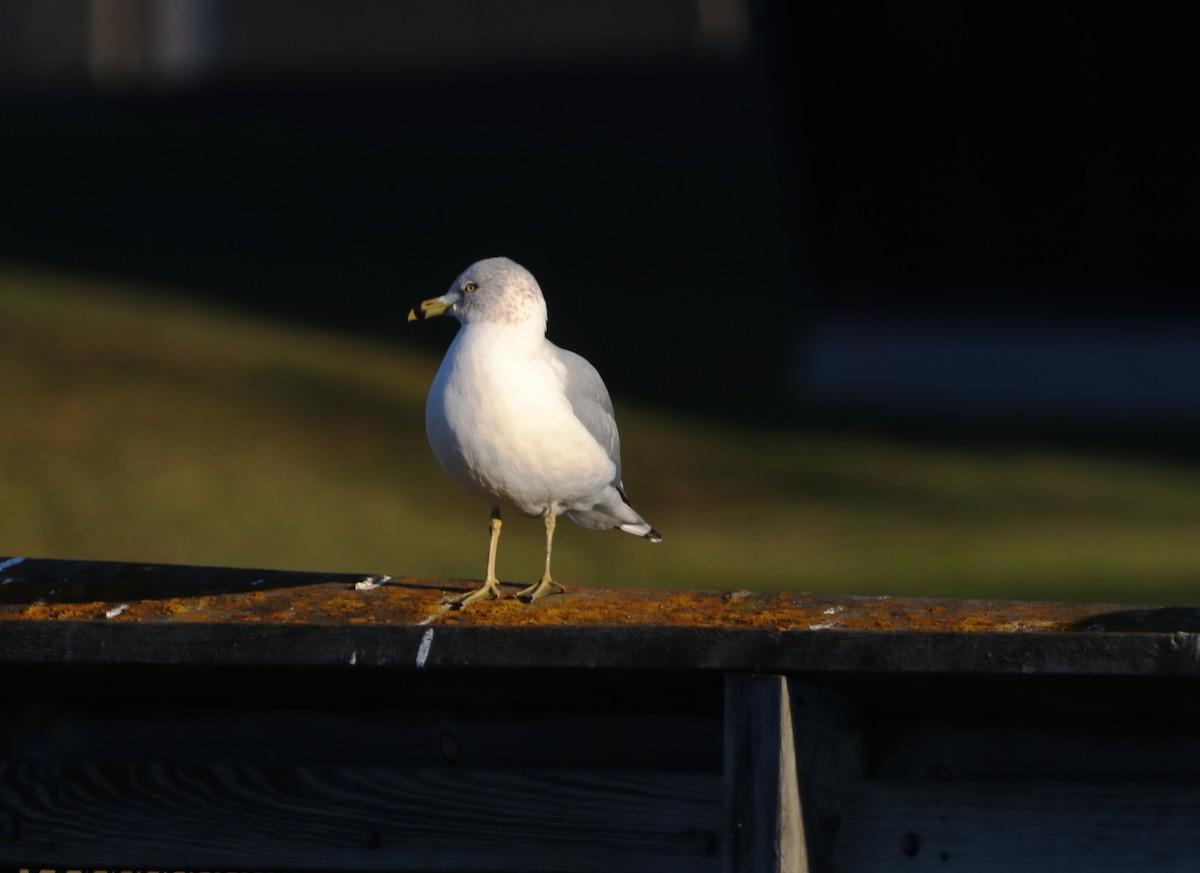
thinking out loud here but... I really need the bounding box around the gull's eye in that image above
[463,281,477,293]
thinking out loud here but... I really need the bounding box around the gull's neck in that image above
[461,314,548,347]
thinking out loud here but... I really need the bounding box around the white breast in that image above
[425,324,616,516]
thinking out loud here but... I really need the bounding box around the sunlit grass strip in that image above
[3,263,1200,605]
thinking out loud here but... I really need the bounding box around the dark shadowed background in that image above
[4,2,1196,429]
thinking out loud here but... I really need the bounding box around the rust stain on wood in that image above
[0,558,1168,634]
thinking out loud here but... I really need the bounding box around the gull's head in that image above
[408,257,547,328]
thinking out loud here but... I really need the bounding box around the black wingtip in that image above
[646,528,662,543]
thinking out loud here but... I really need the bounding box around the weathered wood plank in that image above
[3,558,1200,678]
[0,557,1154,635]
[0,762,722,872]
[845,781,1200,871]
[2,617,1196,678]
[874,722,1200,782]
[0,705,721,772]
[724,674,805,873]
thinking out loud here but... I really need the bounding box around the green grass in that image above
[3,264,1200,605]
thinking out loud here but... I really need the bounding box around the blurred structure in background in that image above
[3,0,749,86]
[1,0,792,424]
[1,2,1197,441]
[786,8,1200,440]
[87,0,220,87]
[802,317,1200,432]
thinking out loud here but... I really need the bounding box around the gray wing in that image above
[552,344,623,485]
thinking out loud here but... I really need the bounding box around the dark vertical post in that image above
[724,672,806,873]
[790,680,860,873]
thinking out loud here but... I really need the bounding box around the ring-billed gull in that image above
[408,257,661,607]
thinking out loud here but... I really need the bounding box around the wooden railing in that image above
[1,557,1198,872]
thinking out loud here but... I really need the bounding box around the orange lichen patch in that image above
[0,559,1149,634]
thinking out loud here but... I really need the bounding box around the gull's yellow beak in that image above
[407,297,453,321]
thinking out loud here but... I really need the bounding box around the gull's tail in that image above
[618,520,662,542]
[567,485,661,542]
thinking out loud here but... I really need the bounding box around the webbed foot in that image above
[443,577,506,609]
[514,576,566,603]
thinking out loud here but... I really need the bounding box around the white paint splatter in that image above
[415,627,435,669]
[355,574,390,591]
[104,604,130,619]
[0,557,26,573]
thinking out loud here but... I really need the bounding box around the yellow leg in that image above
[484,506,502,584]
[515,510,566,602]
[444,507,506,608]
